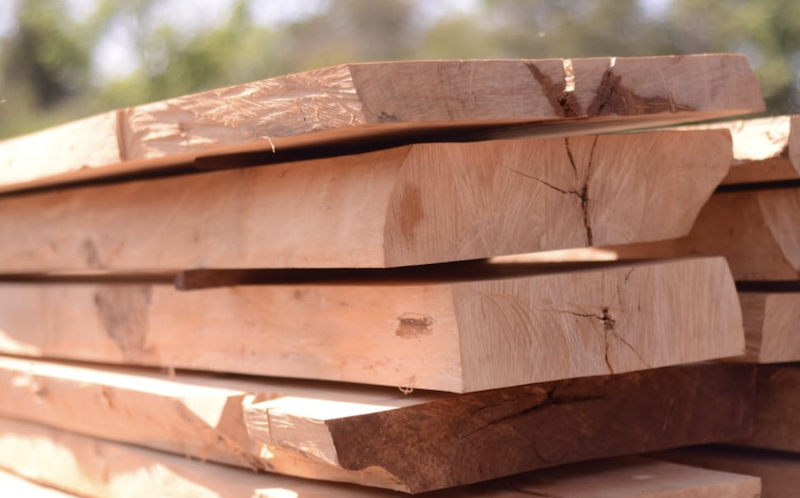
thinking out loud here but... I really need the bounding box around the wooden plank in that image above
[732,365,800,452]
[0,419,762,498]
[738,293,800,363]
[613,187,800,281]
[242,362,756,492]
[0,130,732,271]
[0,362,755,493]
[0,55,763,194]
[658,446,799,498]
[0,258,744,392]
[490,457,760,498]
[0,355,426,490]
[708,115,799,185]
[0,469,83,498]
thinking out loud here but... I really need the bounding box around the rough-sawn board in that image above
[0,55,763,193]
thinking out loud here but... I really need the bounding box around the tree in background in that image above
[1,0,798,140]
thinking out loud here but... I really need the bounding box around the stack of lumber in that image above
[599,114,800,498]
[0,54,782,497]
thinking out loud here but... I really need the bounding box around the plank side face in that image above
[348,60,564,122]
[455,258,744,392]
[738,294,800,363]
[756,189,800,272]
[0,356,261,470]
[735,365,800,452]
[0,282,464,391]
[659,447,800,498]
[384,130,731,266]
[0,112,122,186]
[0,146,404,271]
[0,356,418,491]
[0,419,762,498]
[499,457,761,498]
[0,417,392,498]
[0,130,730,272]
[613,190,800,281]
[318,363,755,492]
[738,293,769,361]
[0,258,742,392]
[0,55,763,194]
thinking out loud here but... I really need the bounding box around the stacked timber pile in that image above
[0,54,789,497]
[611,115,800,498]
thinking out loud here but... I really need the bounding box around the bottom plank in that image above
[658,446,797,498]
[0,357,755,493]
[0,417,761,498]
[733,364,800,452]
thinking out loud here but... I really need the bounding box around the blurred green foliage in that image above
[1,0,798,140]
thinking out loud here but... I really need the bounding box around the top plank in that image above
[0,55,764,193]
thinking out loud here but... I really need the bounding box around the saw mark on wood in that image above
[395,313,434,339]
[93,286,154,357]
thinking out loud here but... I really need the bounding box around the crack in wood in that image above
[503,166,576,197]
[564,137,579,178]
[524,62,580,118]
[457,386,606,447]
[601,307,616,374]
[581,136,599,246]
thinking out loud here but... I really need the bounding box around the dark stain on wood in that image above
[395,313,434,339]
[524,62,581,118]
[398,184,424,243]
[327,363,755,493]
[377,111,399,123]
[587,68,696,116]
[93,286,154,357]
[81,239,104,269]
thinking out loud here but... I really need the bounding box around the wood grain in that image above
[244,362,755,492]
[0,258,744,392]
[0,360,756,493]
[738,293,800,363]
[490,456,760,498]
[733,365,800,452]
[703,115,799,185]
[613,187,800,281]
[0,55,763,194]
[0,418,762,498]
[659,446,798,498]
[0,130,731,271]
